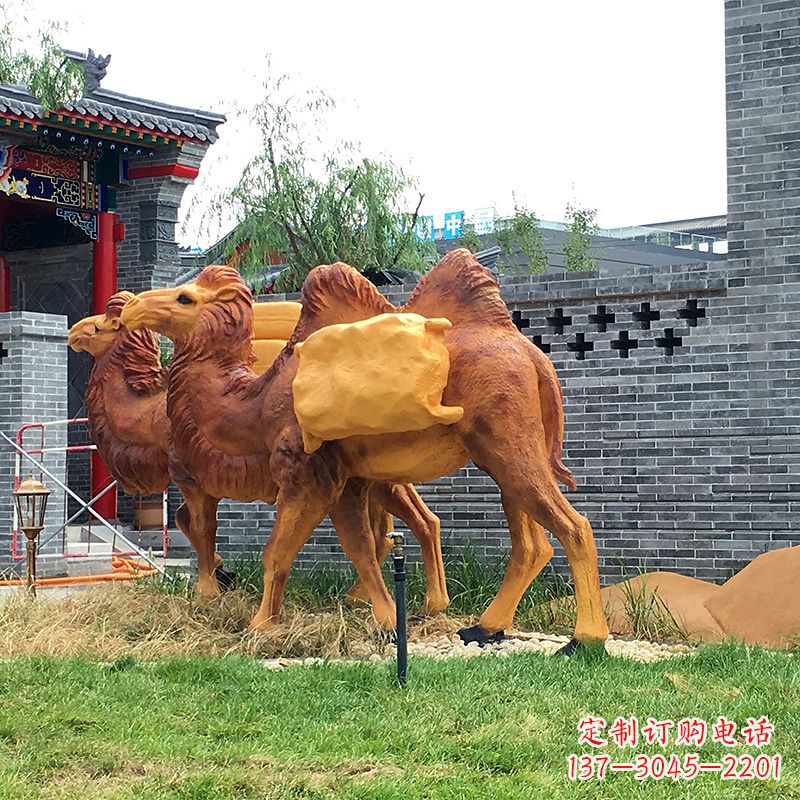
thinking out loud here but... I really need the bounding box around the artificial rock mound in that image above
[598,546,799,647]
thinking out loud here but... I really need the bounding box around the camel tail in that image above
[536,356,577,492]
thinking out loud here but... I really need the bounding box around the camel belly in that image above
[339,425,468,484]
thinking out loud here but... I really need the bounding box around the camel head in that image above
[68,291,136,357]
[120,266,253,345]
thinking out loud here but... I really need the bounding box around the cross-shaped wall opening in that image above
[511,309,531,332]
[677,299,706,327]
[531,334,551,354]
[567,332,593,360]
[656,328,683,356]
[610,330,639,358]
[589,304,615,332]
[633,301,660,330]
[546,308,572,335]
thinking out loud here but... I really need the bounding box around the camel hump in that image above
[404,248,512,328]
[301,262,395,319]
[292,312,463,451]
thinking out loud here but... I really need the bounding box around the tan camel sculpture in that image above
[69,294,449,611]
[121,250,608,652]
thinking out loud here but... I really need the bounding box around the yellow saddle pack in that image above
[251,301,301,375]
[292,312,464,453]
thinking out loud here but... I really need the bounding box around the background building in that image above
[0,50,222,569]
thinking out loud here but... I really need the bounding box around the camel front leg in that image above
[250,429,345,632]
[249,491,329,631]
[345,489,394,607]
[330,480,397,630]
[174,482,221,601]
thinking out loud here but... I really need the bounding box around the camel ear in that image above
[108,317,122,330]
[212,286,241,304]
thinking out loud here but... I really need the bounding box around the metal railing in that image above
[3,420,166,573]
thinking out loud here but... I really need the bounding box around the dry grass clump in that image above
[0,584,465,661]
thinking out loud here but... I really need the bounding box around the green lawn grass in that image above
[0,646,797,799]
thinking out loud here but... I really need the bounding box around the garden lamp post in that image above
[13,474,51,596]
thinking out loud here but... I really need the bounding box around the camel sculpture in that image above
[68,292,172,497]
[67,293,233,585]
[121,250,609,652]
[71,294,450,611]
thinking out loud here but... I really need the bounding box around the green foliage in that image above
[202,67,436,292]
[458,223,484,254]
[619,575,688,642]
[562,202,599,272]
[0,3,84,109]
[495,199,549,275]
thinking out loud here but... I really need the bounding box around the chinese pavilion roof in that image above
[0,50,224,147]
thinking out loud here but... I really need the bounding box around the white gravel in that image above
[260,632,695,670]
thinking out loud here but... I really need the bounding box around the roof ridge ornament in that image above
[84,49,111,95]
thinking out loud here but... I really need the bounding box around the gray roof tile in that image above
[0,83,224,144]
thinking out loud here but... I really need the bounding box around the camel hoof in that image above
[248,615,278,633]
[344,591,371,607]
[195,581,221,601]
[422,597,451,616]
[556,638,584,656]
[458,625,505,647]
[214,567,236,592]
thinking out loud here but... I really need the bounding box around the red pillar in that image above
[0,256,9,312]
[91,212,120,519]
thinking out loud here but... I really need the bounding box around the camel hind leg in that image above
[346,483,450,616]
[380,484,449,614]
[458,400,607,647]
[501,477,607,646]
[459,498,553,643]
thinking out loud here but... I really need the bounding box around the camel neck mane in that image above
[169,293,259,399]
[90,328,166,396]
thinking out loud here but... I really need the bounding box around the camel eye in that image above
[176,293,195,305]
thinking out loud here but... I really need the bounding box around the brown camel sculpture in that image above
[67,293,233,589]
[121,250,608,652]
[69,294,449,611]
[68,292,171,496]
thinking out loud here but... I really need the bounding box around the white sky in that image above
[30,0,726,246]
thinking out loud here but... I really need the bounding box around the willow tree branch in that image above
[390,192,425,268]
[266,136,309,269]
[288,189,324,263]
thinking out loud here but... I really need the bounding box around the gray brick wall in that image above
[0,313,68,573]
[726,0,800,270]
